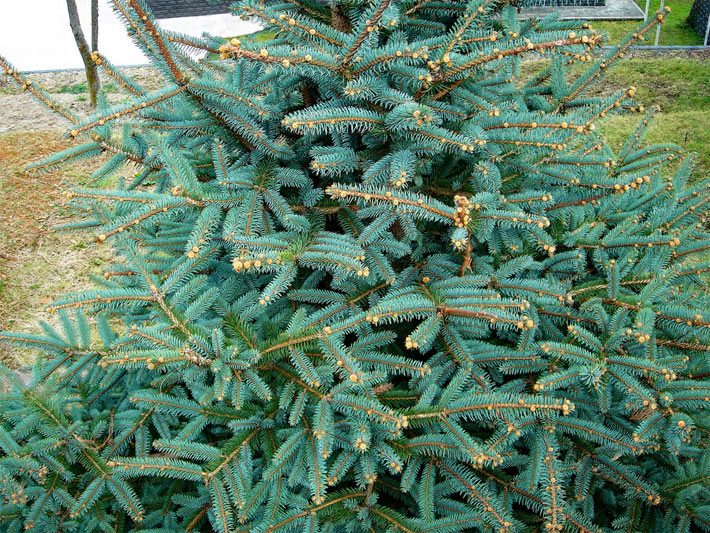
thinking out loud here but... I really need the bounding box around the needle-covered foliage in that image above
[0,1,708,531]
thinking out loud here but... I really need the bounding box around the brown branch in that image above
[126,0,185,84]
[341,0,390,68]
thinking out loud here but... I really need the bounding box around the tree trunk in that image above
[91,0,99,52]
[330,5,351,33]
[66,0,100,108]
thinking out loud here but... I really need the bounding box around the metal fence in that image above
[523,0,605,6]
[641,0,709,45]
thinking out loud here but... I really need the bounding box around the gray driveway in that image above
[0,0,260,71]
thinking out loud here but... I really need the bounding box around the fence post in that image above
[704,11,710,45]
[654,0,665,45]
[644,0,650,21]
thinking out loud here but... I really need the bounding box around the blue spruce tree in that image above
[0,1,708,531]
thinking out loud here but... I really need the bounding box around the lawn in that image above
[521,55,709,174]
[593,0,703,45]
[597,57,709,173]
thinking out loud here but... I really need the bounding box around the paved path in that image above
[0,0,260,71]
[522,0,644,19]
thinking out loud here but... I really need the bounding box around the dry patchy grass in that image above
[0,131,112,365]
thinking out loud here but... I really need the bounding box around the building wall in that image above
[144,0,232,19]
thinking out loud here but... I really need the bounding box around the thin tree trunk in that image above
[66,0,100,108]
[91,0,99,52]
[330,5,351,33]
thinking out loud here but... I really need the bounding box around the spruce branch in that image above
[0,1,707,531]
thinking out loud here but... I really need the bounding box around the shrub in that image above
[0,1,708,531]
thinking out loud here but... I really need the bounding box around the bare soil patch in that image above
[0,66,160,133]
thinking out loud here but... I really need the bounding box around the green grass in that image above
[601,58,709,113]
[225,30,276,44]
[55,82,88,94]
[592,0,702,45]
[243,30,276,43]
[597,57,709,173]
[55,81,120,94]
[600,110,710,170]
[521,56,709,174]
